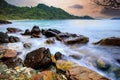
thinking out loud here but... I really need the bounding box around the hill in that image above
[0,0,94,20]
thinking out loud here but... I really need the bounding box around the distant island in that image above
[0,0,94,20]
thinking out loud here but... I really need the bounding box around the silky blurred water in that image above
[0,20,120,80]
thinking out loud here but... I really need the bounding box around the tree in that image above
[92,0,120,9]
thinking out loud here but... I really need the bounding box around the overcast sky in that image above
[5,0,120,18]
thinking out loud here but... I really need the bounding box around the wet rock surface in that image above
[9,36,20,43]
[21,29,31,35]
[0,32,9,43]
[66,66,109,80]
[95,59,111,71]
[7,27,22,33]
[31,26,41,38]
[44,29,61,38]
[24,47,52,69]
[56,33,89,45]
[0,20,12,24]
[94,37,120,46]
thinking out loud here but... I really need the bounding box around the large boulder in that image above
[0,20,12,24]
[56,33,89,45]
[24,47,52,69]
[94,37,120,46]
[31,26,41,38]
[0,32,9,43]
[44,29,61,38]
[7,27,22,33]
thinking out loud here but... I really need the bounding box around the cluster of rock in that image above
[0,45,109,80]
[0,26,120,79]
[0,32,20,43]
[21,26,89,45]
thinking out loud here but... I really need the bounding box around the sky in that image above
[5,0,120,18]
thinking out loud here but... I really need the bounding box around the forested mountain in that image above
[0,0,94,20]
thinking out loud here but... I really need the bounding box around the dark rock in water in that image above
[69,55,82,60]
[113,67,120,79]
[56,33,77,41]
[7,27,22,33]
[3,58,23,68]
[56,33,89,45]
[0,20,12,24]
[31,26,41,38]
[0,32,9,43]
[55,52,64,60]
[21,29,31,35]
[41,29,46,35]
[44,29,61,38]
[116,58,120,64]
[9,36,20,43]
[93,37,120,46]
[23,43,32,49]
[96,59,111,71]
[24,47,52,69]
[45,38,55,44]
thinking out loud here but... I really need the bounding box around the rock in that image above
[31,26,41,38]
[56,60,74,71]
[0,49,17,60]
[0,63,36,79]
[3,49,17,58]
[0,32,9,43]
[56,33,89,45]
[55,52,64,60]
[116,58,120,64]
[66,66,109,80]
[45,38,55,44]
[3,58,23,68]
[56,33,77,41]
[21,29,31,35]
[96,59,111,71]
[69,55,82,60]
[94,37,120,46]
[0,20,12,24]
[9,36,20,43]
[44,29,61,38]
[23,43,32,49]
[113,67,120,79]
[7,27,22,33]
[31,70,53,80]
[24,47,52,69]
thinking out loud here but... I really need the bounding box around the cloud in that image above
[101,8,120,17]
[69,4,83,9]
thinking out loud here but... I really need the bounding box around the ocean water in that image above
[0,20,120,80]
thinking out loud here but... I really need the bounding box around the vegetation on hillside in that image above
[0,0,93,20]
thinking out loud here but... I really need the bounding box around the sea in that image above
[0,20,120,80]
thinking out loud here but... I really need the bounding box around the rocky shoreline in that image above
[0,20,12,24]
[0,26,120,80]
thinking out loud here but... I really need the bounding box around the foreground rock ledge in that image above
[56,60,109,80]
[94,37,120,46]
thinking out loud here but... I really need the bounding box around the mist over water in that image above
[0,20,120,80]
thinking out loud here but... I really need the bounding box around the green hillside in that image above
[0,0,93,20]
